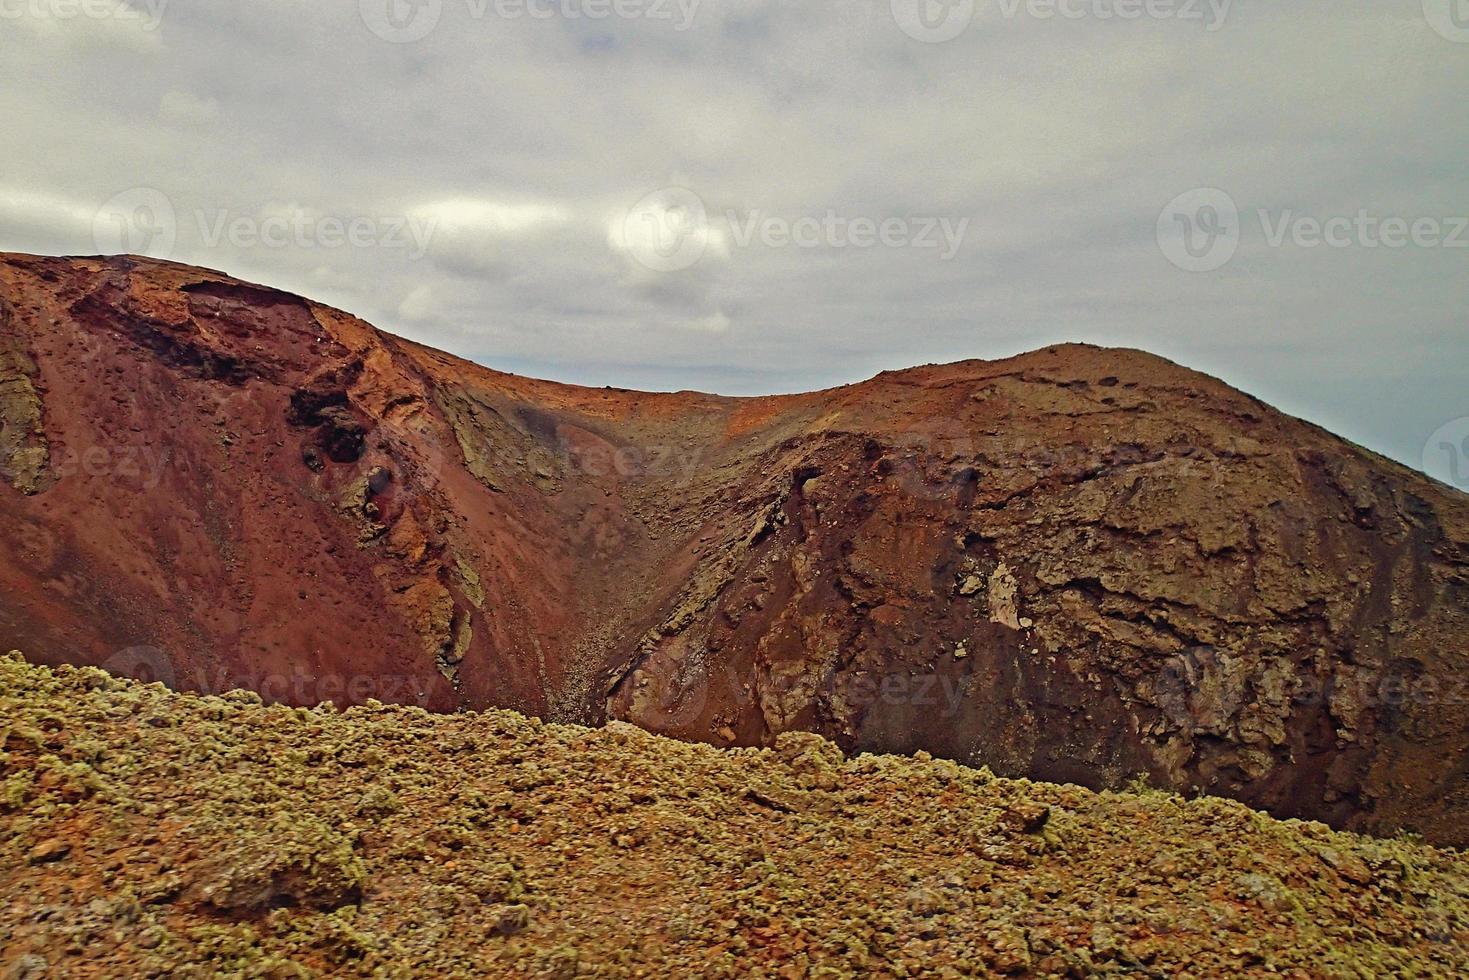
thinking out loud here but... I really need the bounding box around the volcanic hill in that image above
[1,253,1466,845]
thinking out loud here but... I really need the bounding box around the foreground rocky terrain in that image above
[2,253,1467,844]
[1,654,1466,977]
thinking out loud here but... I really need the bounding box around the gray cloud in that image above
[0,0,1465,486]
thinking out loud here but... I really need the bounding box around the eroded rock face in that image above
[0,298,49,495]
[1,253,1466,844]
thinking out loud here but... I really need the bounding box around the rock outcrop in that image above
[0,297,49,495]
[1,252,1466,845]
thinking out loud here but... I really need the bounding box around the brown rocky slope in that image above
[2,654,1468,977]
[1,253,1466,845]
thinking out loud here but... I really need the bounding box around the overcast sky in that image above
[1,0,1466,486]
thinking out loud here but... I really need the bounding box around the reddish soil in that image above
[1,253,1466,846]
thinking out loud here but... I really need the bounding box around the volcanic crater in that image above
[1,252,1466,845]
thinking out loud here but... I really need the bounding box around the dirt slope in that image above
[2,655,1467,978]
[1,253,1467,845]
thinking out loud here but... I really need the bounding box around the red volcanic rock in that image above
[1,253,1466,845]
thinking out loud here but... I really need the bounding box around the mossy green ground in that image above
[1,653,1466,978]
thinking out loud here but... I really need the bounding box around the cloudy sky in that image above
[1,0,1466,485]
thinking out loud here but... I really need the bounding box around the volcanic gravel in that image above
[2,653,1466,978]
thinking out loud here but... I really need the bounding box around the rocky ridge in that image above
[1,253,1467,845]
